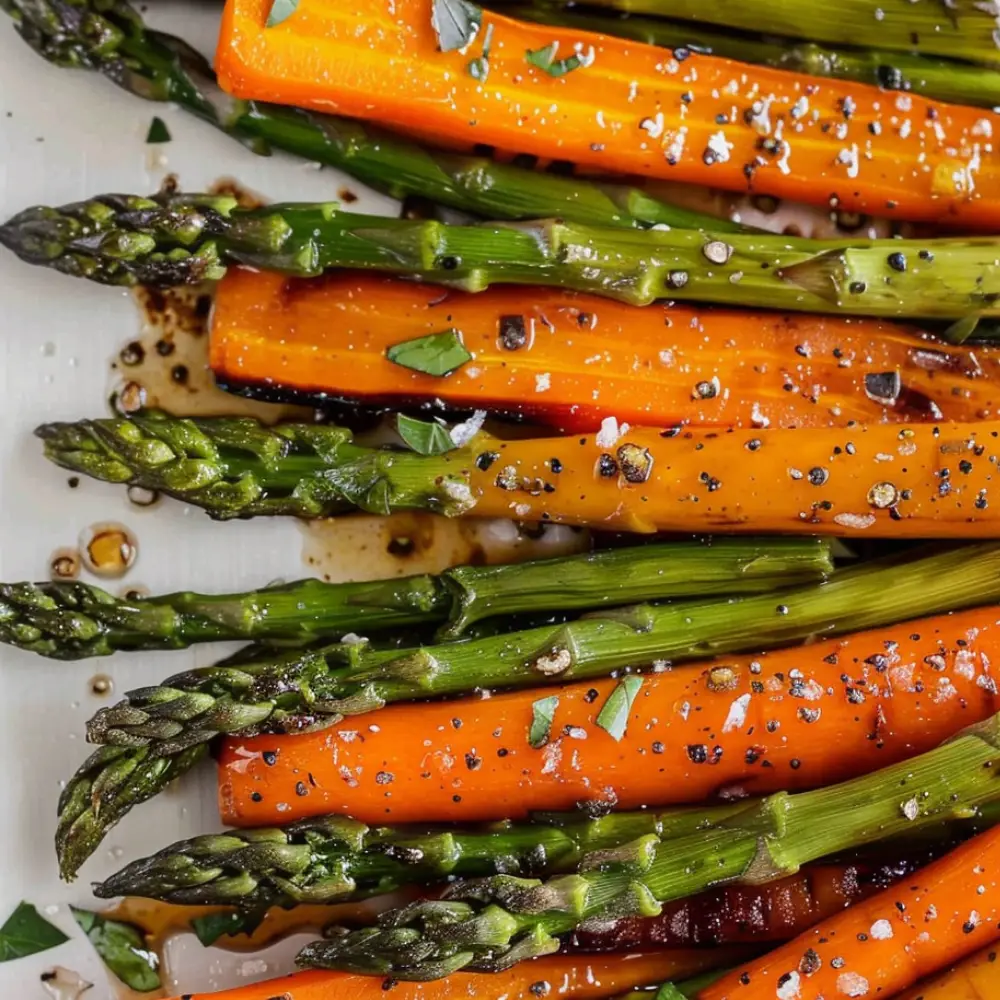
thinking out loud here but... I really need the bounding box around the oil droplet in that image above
[40,967,93,1000]
[111,379,147,415]
[90,674,114,697]
[79,523,138,579]
[127,485,160,508]
[50,548,81,581]
[120,584,149,600]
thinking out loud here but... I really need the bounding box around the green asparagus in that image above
[495,0,1000,65]
[4,190,998,317]
[506,3,1000,110]
[0,0,736,233]
[298,714,1000,977]
[0,538,831,658]
[56,542,1000,879]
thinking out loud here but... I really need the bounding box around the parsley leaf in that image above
[190,912,252,947]
[397,414,456,456]
[266,0,299,28]
[0,902,68,963]
[432,0,481,52]
[528,695,560,748]
[595,676,643,741]
[525,41,594,78]
[71,908,160,992]
[386,329,472,377]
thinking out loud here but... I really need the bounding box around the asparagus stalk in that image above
[507,3,1000,110]
[495,0,1000,65]
[0,0,736,234]
[0,538,832,658]
[298,714,1000,977]
[56,543,1000,879]
[94,804,747,908]
[93,796,1000,910]
[3,191,998,318]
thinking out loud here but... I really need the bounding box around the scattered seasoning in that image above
[475,451,498,471]
[667,270,689,289]
[597,454,618,477]
[886,251,907,272]
[702,241,733,265]
[693,378,719,400]
[867,481,899,509]
[145,117,171,144]
[265,0,299,27]
[595,676,643,741]
[528,695,560,748]
[119,341,145,366]
[396,414,456,455]
[807,467,829,486]
[126,485,159,508]
[864,371,901,403]
[386,329,472,377]
[525,41,594,78]
[431,0,480,51]
[617,443,654,484]
[498,314,528,351]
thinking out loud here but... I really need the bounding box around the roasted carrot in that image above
[697,824,1000,1000]
[161,950,733,1000]
[217,605,1000,827]
[568,861,918,951]
[893,944,1000,1000]
[216,0,1000,228]
[210,268,997,433]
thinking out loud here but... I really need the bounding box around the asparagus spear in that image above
[0,538,832,658]
[495,0,1000,65]
[0,0,735,234]
[56,543,1000,879]
[298,715,1000,977]
[3,191,998,317]
[93,796,1000,910]
[506,3,1000,110]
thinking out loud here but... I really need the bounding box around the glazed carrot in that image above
[893,944,1000,1000]
[162,951,732,1000]
[569,861,915,951]
[216,0,1000,228]
[210,268,998,433]
[217,605,1000,827]
[697,824,1000,1000]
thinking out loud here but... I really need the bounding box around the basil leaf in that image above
[397,415,456,456]
[71,908,160,992]
[595,676,643,742]
[145,117,171,144]
[190,912,250,947]
[432,0,481,52]
[386,329,472,377]
[529,695,559,749]
[0,902,68,963]
[525,41,594,78]
[266,0,299,28]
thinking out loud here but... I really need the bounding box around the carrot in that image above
[893,944,1000,1000]
[161,950,730,1000]
[217,606,1000,827]
[697,824,1000,1000]
[215,0,1000,228]
[569,861,917,951]
[210,268,997,433]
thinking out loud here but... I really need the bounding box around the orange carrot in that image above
[218,606,1000,827]
[569,861,916,951]
[216,0,1000,227]
[210,268,998,433]
[698,824,1000,1000]
[893,944,1000,1000]
[162,950,729,1000]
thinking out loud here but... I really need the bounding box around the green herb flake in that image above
[0,902,69,963]
[386,329,472,377]
[145,117,171,144]
[397,414,457,456]
[432,0,482,52]
[943,313,983,345]
[190,912,251,948]
[266,0,299,28]
[529,695,560,748]
[71,908,160,992]
[525,41,594,78]
[595,676,643,742]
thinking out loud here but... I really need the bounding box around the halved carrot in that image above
[216,0,1000,227]
[698,824,1000,1000]
[162,950,730,1000]
[210,268,997,433]
[569,861,914,951]
[217,606,1000,827]
[893,944,999,1000]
